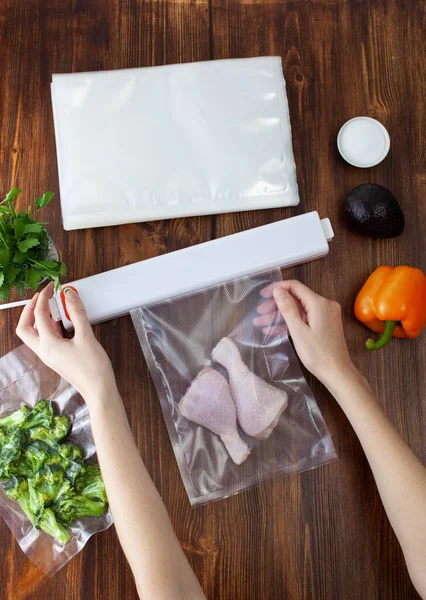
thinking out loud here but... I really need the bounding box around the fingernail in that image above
[273,287,286,300]
[64,288,77,301]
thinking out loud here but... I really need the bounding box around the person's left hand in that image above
[16,282,116,399]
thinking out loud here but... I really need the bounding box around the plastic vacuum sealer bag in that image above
[131,269,337,506]
[51,57,300,230]
[0,345,113,576]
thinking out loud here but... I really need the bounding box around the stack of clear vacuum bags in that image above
[132,269,337,506]
[51,57,300,230]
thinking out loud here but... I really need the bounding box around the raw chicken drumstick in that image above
[211,337,288,440]
[179,367,250,465]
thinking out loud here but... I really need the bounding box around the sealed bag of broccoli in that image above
[0,344,112,576]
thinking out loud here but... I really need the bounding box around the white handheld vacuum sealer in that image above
[49,211,334,330]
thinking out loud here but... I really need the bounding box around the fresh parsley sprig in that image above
[0,188,67,301]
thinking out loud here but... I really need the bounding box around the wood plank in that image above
[0,1,210,599]
[210,1,425,599]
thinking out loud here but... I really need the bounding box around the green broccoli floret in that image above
[50,415,71,440]
[4,476,38,525]
[55,494,107,526]
[24,442,50,475]
[0,434,52,478]
[0,427,9,452]
[45,452,69,470]
[27,477,45,515]
[38,508,71,545]
[0,405,31,429]
[75,464,107,503]
[28,426,58,449]
[21,400,53,431]
[30,464,72,504]
[66,461,86,484]
[0,429,26,478]
[5,457,33,478]
[4,475,25,500]
[58,442,84,463]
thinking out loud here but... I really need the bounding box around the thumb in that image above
[64,289,92,336]
[273,286,305,335]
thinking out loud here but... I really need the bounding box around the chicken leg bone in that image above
[211,337,288,440]
[179,367,250,465]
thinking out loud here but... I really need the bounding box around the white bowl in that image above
[337,116,390,168]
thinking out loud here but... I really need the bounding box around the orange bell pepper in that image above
[354,266,426,350]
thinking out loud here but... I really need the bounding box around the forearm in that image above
[325,369,426,596]
[84,383,205,600]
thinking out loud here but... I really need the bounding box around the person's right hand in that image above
[254,280,357,386]
[16,282,116,401]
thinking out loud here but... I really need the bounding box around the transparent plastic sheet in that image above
[51,57,300,230]
[131,269,337,506]
[0,345,113,576]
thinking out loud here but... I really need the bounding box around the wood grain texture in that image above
[0,0,425,598]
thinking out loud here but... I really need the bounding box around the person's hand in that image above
[253,280,357,386]
[16,282,116,400]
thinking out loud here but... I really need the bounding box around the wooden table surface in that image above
[0,1,425,598]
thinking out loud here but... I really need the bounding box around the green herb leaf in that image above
[0,206,10,214]
[13,251,27,264]
[35,192,55,211]
[18,238,40,253]
[13,219,25,240]
[2,188,21,204]
[0,284,11,301]
[59,262,68,277]
[33,259,60,271]
[23,223,44,235]
[0,271,4,288]
[5,265,19,284]
[0,246,10,267]
[25,268,41,291]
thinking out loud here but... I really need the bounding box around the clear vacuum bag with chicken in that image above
[131,269,336,506]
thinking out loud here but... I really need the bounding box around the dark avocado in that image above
[344,183,405,238]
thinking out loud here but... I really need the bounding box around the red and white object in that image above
[52,211,334,330]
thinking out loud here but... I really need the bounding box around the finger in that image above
[63,289,93,337]
[16,293,40,349]
[259,282,282,298]
[253,313,282,328]
[279,280,323,311]
[273,286,307,336]
[51,318,63,337]
[34,282,58,340]
[262,325,289,336]
[256,295,307,323]
[256,297,283,316]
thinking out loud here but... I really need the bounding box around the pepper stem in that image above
[366,320,396,350]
